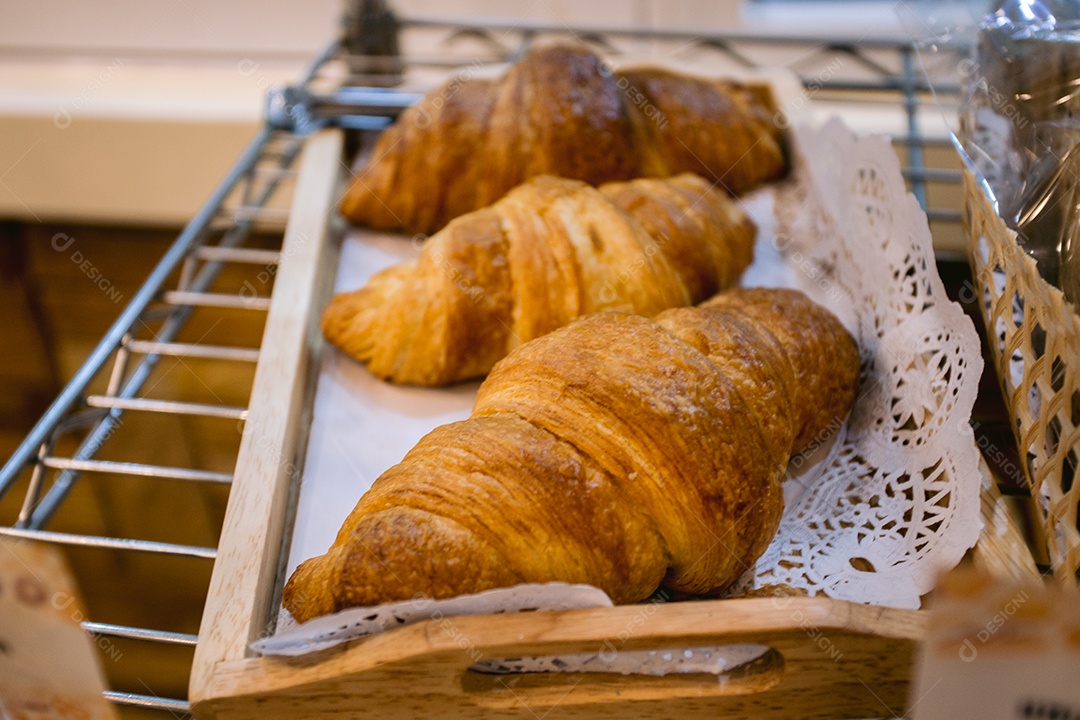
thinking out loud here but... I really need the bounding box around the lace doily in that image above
[254,583,611,657]
[470,644,773,676]
[744,117,985,608]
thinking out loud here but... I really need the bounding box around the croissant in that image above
[323,172,755,386]
[340,42,787,234]
[284,288,860,622]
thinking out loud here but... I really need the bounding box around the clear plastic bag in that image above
[958,0,1080,306]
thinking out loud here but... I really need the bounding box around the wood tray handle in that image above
[197,598,924,720]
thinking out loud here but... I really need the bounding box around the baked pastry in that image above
[284,288,860,622]
[323,173,755,386]
[340,42,787,234]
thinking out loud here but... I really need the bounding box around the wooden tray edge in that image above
[189,127,346,706]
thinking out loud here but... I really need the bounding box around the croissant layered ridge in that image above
[323,173,756,386]
[284,288,860,622]
[339,42,787,234]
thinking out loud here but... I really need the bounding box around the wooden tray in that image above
[183,126,930,720]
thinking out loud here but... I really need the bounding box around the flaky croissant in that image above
[284,288,860,622]
[323,172,755,386]
[340,42,787,234]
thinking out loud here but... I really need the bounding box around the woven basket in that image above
[964,170,1080,583]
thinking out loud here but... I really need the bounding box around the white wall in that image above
[0,0,340,57]
[0,0,913,225]
[0,2,652,223]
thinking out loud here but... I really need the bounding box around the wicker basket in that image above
[964,170,1080,583]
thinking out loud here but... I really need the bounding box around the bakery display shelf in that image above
[0,8,969,716]
[0,127,306,712]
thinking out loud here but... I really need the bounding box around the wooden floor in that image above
[0,221,279,717]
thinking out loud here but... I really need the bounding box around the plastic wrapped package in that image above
[962,0,1080,304]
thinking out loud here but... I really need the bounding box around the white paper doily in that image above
[470,644,773,677]
[254,583,611,657]
[740,117,985,608]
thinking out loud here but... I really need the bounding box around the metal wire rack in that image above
[0,10,966,716]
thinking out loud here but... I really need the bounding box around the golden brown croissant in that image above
[340,42,787,234]
[323,172,755,386]
[284,288,860,622]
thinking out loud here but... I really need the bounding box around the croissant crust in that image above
[323,173,756,386]
[284,288,860,622]
[339,43,787,234]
